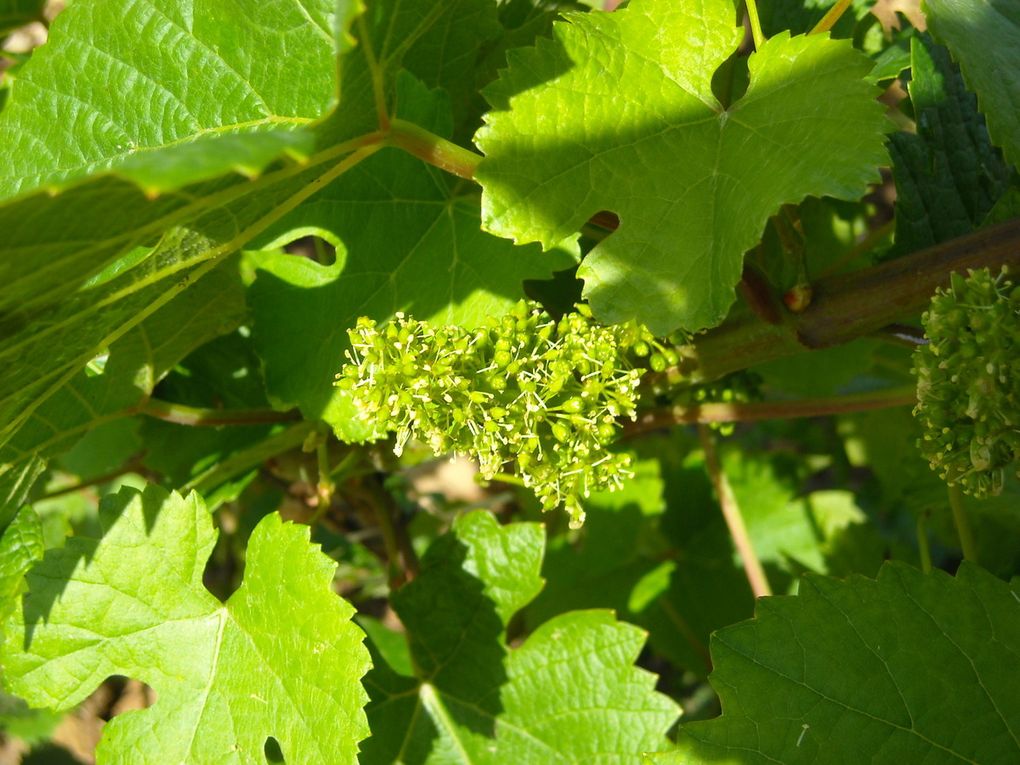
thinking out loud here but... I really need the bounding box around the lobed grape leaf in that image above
[925,0,1020,172]
[2,485,371,764]
[475,0,889,334]
[888,34,1011,255]
[361,510,679,763]
[655,562,1020,764]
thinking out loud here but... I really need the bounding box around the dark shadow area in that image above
[710,50,750,109]
[652,444,756,678]
[523,264,583,317]
[264,736,285,763]
[360,532,506,764]
[21,744,80,764]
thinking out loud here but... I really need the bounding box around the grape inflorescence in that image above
[336,301,656,527]
[913,267,1020,497]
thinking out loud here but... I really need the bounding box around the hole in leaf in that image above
[283,234,337,266]
[202,507,247,601]
[589,210,619,231]
[265,736,285,763]
[103,677,157,720]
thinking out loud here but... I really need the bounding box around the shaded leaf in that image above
[889,34,1011,254]
[925,0,1020,171]
[657,562,1020,764]
[0,0,44,36]
[362,510,679,763]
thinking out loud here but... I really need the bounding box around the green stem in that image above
[948,484,978,563]
[476,472,527,488]
[39,462,144,501]
[315,430,335,511]
[699,425,772,598]
[357,14,390,130]
[140,398,300,427]
[745,0,766,50]
[916,512,932,574]
[625,385,916,436]
[387,119,482,180]
[811,0,854,34]
[359,478,408,588]
[183,421,317,498]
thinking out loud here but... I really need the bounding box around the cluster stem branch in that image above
[625,385,915,436]
[699,425,772,598]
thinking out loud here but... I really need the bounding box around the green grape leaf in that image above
[0,0,44,36]
[655,562,1020,764]
[925,0,1020,172]
[475,0,889,334]
[390,0,502,135]
[889,34,1011,255]
[249,76,576,437]
[2,485,370,764]
[0,258,246,530]
[0,0,340,197]
[362,510,679,763]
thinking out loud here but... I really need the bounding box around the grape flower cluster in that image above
[336,301,656,527]
[913,267,1019,497]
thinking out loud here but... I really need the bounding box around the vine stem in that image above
[386,119,482,179]
[677,219,1020,384]
[315,428,335,511]
[916,512,932,574]
[357,477,418,587]
[745,0,766,50]
[947,484,978,563]
[624,385,915,436]
[39,462,145,501]
[698,425,772,598]
[810,0,854,35]
[183,421,318,497]
[139,398,300,426]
